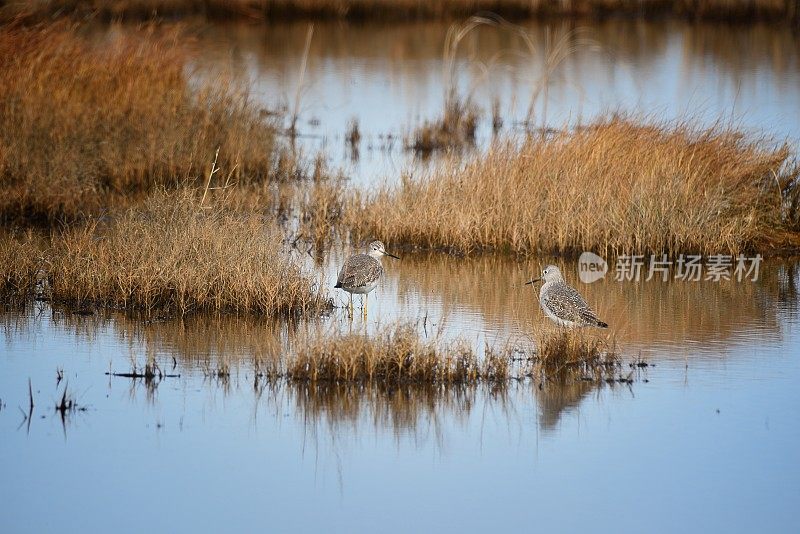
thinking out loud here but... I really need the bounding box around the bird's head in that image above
[367,240,399,260]
[526,264,563,285]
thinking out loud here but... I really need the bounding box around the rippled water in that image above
[3,18,800,533]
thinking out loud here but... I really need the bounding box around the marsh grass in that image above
[0,230,44,298]
[279,321,619,387]
[0,24,278,224]
[410,100,479,155]
[55,190,329,315]
[351,118,800,256]
[288,323,511,384]
[4,0,798,24]
[0,190,332,316]
[532,327,618,381]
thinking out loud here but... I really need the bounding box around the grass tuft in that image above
[410,100,479,155]
[288,323,510,384]
[533,327,618,380]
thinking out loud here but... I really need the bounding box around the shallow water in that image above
[187,18,800,185]
[3,18,800,533]
[2,257,799,532]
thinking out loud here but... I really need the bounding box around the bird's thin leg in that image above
[363,293,368,319]
[348,293,353,319]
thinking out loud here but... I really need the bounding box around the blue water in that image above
[192,19,800,187]
[1,259,799,533]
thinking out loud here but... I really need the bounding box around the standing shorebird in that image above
[335,240,399,318]
[526,265,608,328]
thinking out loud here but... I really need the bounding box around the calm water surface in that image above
[1,256,799,532]
[3,18,800,533]
[188,18,800,185]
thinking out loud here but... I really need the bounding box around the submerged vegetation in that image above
[0,24,279,225]
[350,118,800,256]
[3,0,799,24]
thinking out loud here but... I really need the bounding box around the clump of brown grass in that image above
[288,323,510,384]
[533,327,618,380]
[39,190,331,316]
[0,24,278,224]
[410,100,479,155]
[350,118,800,256]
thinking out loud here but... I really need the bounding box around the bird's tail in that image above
[334,283,342,288]
[596,320,608,328]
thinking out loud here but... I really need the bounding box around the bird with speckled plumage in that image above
[335,240,399,318]
[526,265,608,328]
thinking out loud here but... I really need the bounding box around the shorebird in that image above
[526,265,608,328]
[335,240,399,318]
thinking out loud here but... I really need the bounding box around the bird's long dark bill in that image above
[386,252,400,259]
[525,278,541,285]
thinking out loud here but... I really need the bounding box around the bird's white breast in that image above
[345,279,379,295]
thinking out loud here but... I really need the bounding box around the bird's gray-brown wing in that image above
[335,254,383,289]
[543,282,601,325]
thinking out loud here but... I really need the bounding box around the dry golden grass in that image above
[533,327,618,380]
[0,24,279,224]
[0,230,44,297]
[0,190,331,316]
[288,323,511,384]
[349,118,800,256]
[3,0,797,24]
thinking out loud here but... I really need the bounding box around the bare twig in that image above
[199,147,221,208]
[289,24,314,137]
